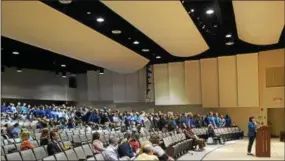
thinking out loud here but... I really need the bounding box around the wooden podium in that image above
[256,126,271,157]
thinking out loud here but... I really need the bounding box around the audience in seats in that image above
[47,131,62,156]
[135,143,159,161]
[1,101,244,161]
[20,130,34,151]
[183,125,205,151]
[92,132,105,154]
[118,133,135,159]
[129,133,141,153]
[103,137,122,161]
[40,128,50,146]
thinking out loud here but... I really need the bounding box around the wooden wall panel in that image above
[218,56,238,107]
[185,60,201,104]
[153,64,169,105]
[259,49,284,108]
[237,53,259,107]
[200,58,219,108]
[168,62,187,105]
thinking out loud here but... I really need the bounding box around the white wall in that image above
[1,68,77,101]
[86,67,147,103]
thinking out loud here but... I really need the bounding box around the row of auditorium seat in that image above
[164,127,243,159]
[1,143,102,161]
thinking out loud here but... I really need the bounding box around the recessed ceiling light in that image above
[226,42,234,46]
[17,69,22,73]
[62,75,66,78]
[87,12,91,15]
[142,49,150,52]
[206,9,214,15]
[133,41,139,45]
[112,30,122,34]
[191,9,195,12]
[156,56,161,59]
[128,37,131,40]
[225,34,232,38]
[61,64,66,67]
[202,25,206,29]
[12,51,19,55]
[96,17,104,23]
[214,24,218,28]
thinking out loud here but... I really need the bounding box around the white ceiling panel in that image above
[2,1,149,74]
[102,1,209,57]
[233,1,284,45]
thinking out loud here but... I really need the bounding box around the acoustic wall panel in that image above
[237,53,259,107]
[87,71,100,101]
[98,70,113,101]
[138,67,147,102]
[112,72,126,103]
[168,62,187,105]
[126,72,139,102]
[200,58,219,108]
[185,60,202,104]
[259,49,284,108]
[218,56,238,107]
[153,64,169,105]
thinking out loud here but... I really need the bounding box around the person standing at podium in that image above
[247,116,257,156]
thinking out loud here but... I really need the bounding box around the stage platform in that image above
[178,138,284,160]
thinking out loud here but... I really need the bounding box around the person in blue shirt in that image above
[214,112,221,127]
[89,111,101,124]
[247,116,257,156]
[10,104,17,114]
[21,103,28,114]
[225,114,232,127]
[203,114,209,126]
[207,112,216,128]
[1,103,7,113]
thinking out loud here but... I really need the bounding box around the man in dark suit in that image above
[47,131,62,156]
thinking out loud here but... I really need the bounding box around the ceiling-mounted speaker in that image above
[58,0,72,4]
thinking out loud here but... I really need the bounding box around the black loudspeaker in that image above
[69,76,77,88]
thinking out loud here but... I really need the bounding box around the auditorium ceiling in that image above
[1,0,284,74]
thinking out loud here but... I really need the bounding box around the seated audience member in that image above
[149,135,174,161]
[118,133,135,159]
[129,133,141,154]
[92,132,105,154]
[10,123,21,138]
[103,137,120,161]
[183,126,205,150]
[20,131,35,150]
[47,131,62,156]
[40,128,50,146]
[207,124,215,137]
[135,143,159,161]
